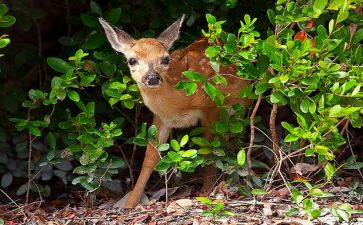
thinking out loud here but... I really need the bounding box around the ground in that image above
[1,183,362,225]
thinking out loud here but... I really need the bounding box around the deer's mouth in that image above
[142,74,163,88]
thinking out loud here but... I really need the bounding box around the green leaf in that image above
[284,133,299,142]
[328,19,334,34]
[192,137,210,146]
[286,207,299,217]
[28,126,41,137]
[180,135,189,146]
[196,197,212,205]
[147,125,157,140]
[351,85,360,96]
[0,4,9,15]
[1,172,13,188]
[133,137,148,146]
[352,29,363,44]
[80,13,99,28]
[203,82,217,100]
[324,162,336,182]
[230,121,243,133]
[168,151,182,162]
[67,90,80,102]
[46,150,55,161]
[82,33,106,49]
[336,11,349,24]
[47,132,56,149]
[267,9,276,26]
[183,71,206,82]
[185,82,198,96]
[90,1,102,16]
[329,105,342,117]
[0,38,10,48]
[270,92,284,103]
[105,8,122,24]
[205,46,220,58]
[300,99,310,113]
[309,102,317,114]
[262,41,281,64]
[337,209,350,222]
[251,188,266,196]
[296,113,308,130]
[255,83,269,95]
[206,14,216,24]
[281,122,294,133]
[309,188,324,197]
[47,57,72,73]
[155,161,170,172]
[171,139,180,151]
[213,75,227,85]
[180,149,197,158]
[292,188,303,204]
[310,209,321,219]
[313,0,327,15]
[158,143,170,151]
[237,149,246,166]
[0,15,16,28]
[16,183,27,196]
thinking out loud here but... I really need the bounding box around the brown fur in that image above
[99,17,251,208]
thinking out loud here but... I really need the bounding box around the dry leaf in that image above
[150,187,179,201]
[291,163,320,175]
[166,199,194,214]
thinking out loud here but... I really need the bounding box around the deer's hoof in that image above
[113,192,149,208]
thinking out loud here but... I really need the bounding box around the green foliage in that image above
[0,3,15,57]
[196,197,235,219]
[0,2,361,221]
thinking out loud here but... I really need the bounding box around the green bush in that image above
[0,1,362,221]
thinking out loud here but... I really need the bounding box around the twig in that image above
[164,170,169,206]
[247,95,262,175]
[26,112,33,205]
[116,144,134,188]
[266,103,280,190]
[130,105,140,187]
[0,188,27,219]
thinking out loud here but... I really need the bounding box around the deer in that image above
[99,15,251,208]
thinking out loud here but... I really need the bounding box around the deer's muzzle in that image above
[142,73,162,87]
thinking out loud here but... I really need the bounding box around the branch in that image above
[247,95,262,175]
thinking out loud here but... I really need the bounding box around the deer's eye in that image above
[161,56,170,65]
[128,58,138,66]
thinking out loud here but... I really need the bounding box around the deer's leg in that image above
[200,108,220,194]
[124,115,170,208]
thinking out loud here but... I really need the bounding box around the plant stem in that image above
[247,95,262,175]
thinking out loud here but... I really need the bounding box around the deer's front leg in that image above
[200,108,221,194]
[124,115,170,208]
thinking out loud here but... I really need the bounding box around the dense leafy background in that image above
[0,0,362,221]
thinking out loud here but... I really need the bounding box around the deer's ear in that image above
[99,18,134,54]
[158,15,185,50]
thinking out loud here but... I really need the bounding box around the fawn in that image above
[99,15,251,208]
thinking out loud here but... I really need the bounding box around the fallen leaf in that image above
[268,188,290,197]
[329,186,350,193]
[150,187,179,201]
[291,163,320,175]
[263,203,273,216]
[166,199,194,214]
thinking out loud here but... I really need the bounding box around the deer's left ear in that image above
[158,15,185,50]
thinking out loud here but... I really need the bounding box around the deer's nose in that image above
[143,73,162,87]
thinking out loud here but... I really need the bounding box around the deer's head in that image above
[99,16,184,88]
